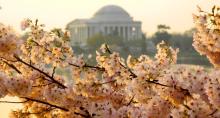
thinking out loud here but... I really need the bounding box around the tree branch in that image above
[126,95,135,106]
[0,100,29,104]
[146,76,192,98]
[32,82,53,87]
[0,57,17,62]
[183,104,191,110]
[52,66,56,78]
[31,39,104,73]
[76,107,92,118]
[104,44,112,54]
[119,62,137,78]
[0,58,22,74]
[209,109,218,116]
[74,112,91,118]
[14,55,66,89]
[146,79,170,87]
[20,107,55,115]
[69,63,105,71]
[20,97,69,111]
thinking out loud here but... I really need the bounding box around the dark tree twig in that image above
[14,55,66,89]
[127,95,135,106]
[20,97,69,111]
[209,109,218,116]
[32,82,53,87]
[69,63,105,71]
[52,66,56,78]
[0,57,21,74]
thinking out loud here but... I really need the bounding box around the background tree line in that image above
[71,24,210,66]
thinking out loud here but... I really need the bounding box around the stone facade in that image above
[66,5,142,46]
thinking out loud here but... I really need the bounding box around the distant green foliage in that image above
[152,24,171,44]
[70,26,210,66]
[87,33,124,50]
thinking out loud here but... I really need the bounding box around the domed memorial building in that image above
[66,5,142,46]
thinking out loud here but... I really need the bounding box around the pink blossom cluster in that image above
[193,6,220,68]
[0,24,21,60]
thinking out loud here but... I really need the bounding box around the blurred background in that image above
[1,0,219,67]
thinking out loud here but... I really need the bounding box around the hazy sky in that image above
[0,0,220,35]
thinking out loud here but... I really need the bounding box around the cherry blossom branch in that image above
[0,98,91,116]
[31,38,105,73]
[76,107,92,118]
[1,59,22,74]
[0,100,29,104]
[20,97,69,111]
[170,76,191,97]
[74,112,92,118]
[18,107,55,115]
[146,79,170,87]
[126,95,135,106]
[0,57,22,74]
[104,43,112,54]
[69,63,105,71]
[32,82,53,87]
[0,98,91,117]
[183,104,191,110]
[103,44,137,78]
[209,109,218,116]
[119,62,137,78]
[52,66,56,78]
[0,57,17,62]
[32,40,52,53]
[32,40,104,72]
[14,55,67,89]
[33,41,105,71]
[146,77,192,98]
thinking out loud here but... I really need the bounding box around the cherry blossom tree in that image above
[0,5,220,118]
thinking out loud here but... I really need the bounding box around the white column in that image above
[78,27,81,42]
[110,26,113,35]
[105,26,108,35]
[80,27,82,43]
[92,26,95,36]
[128,26,132,40]
[84,27,87,44]
[123,26,126,40]
[90,26,93,36]
[137,26,142,39]
[85,26,88,40]
[87,26,90,38]
[76,27,79,41]
[107,26,111,35]
[115,26,119,36]
[136,26,139,39]
[82,27,84,43]
[119,26,122,37]
[125,26,128,40]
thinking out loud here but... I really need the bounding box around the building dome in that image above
[92,5,133,22]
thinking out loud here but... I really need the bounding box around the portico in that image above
[66,5,142,46]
